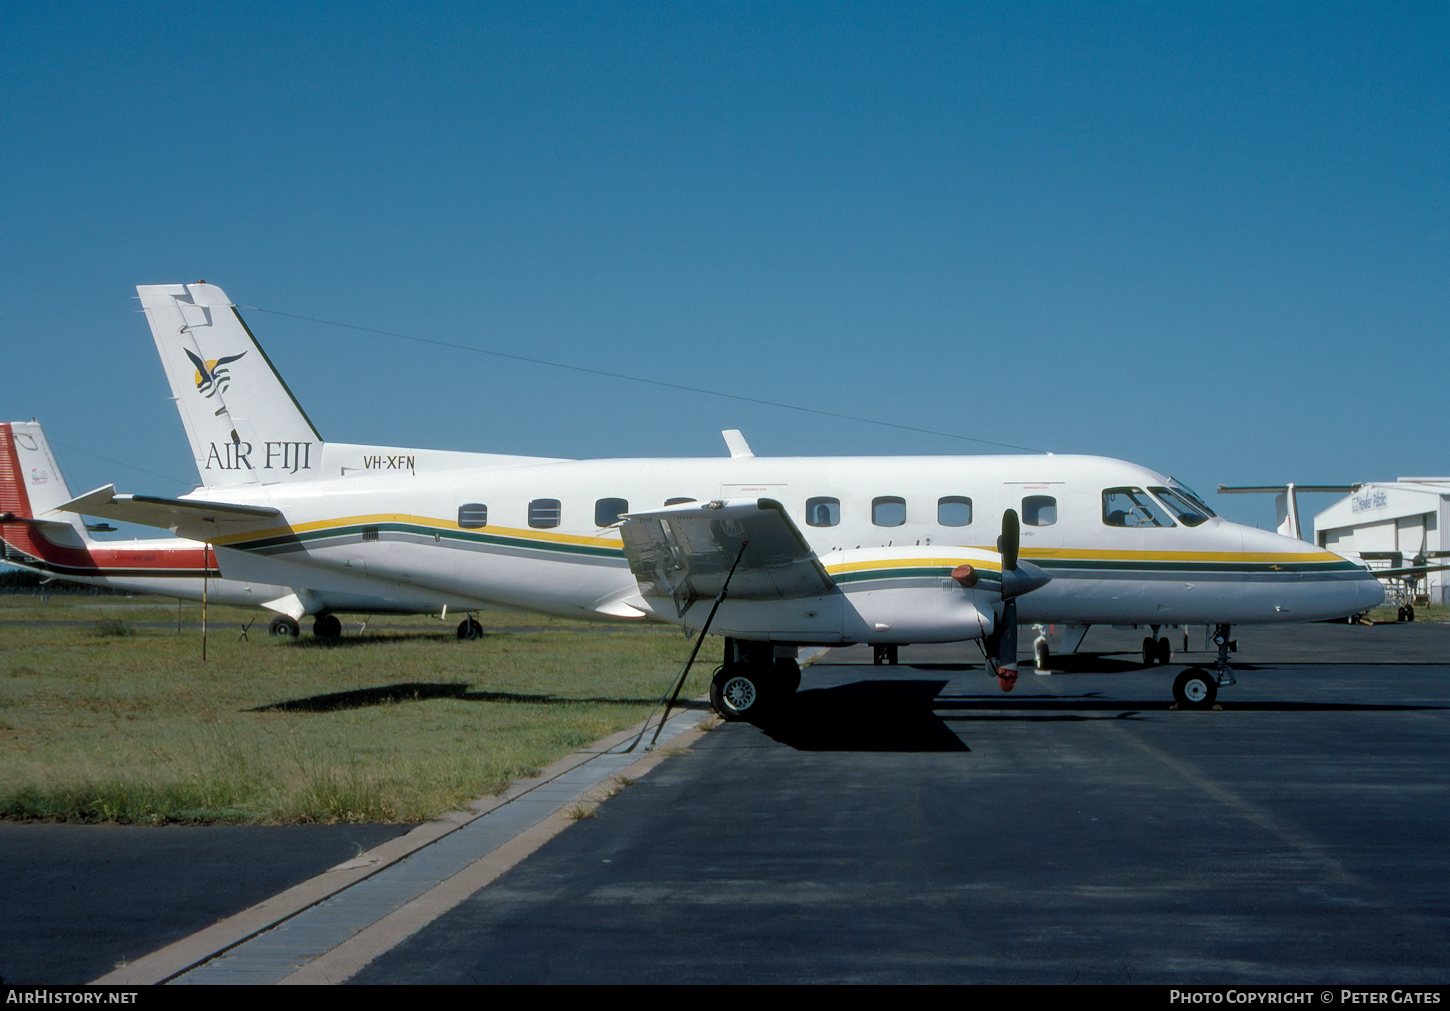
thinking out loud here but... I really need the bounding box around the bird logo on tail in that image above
[185,349,248,398]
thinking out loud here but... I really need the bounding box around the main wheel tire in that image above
[457,617,483,640]
[1172,668,1218,710]
[1143,636,1157,665]
[1405,606,1415,622]
[710,665,770,722]
[773,657,802,695]
[269,615,299,638]
[1156,636,1172,664]
[313,614,342,637]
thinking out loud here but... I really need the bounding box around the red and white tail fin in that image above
[0,420,73,518]
[1,420,90,563]
[137,283,324,489]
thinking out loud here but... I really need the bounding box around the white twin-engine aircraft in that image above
[59,282,1384,718]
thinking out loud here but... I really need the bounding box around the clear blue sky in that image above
[2,2,1446,532]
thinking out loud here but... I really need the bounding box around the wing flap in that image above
[619,498,833,605]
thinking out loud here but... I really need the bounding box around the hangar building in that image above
[1315,479,1450,605]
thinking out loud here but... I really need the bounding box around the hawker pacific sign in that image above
[1351,489,1389,514]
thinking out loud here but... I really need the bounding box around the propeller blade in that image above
[999,509,1020,571]
[997,597,1019,690]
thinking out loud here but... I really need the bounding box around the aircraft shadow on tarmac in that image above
[905,652,1256,675]
[251,682,712,713]
[759,680,969,752]
[280,632,474,648]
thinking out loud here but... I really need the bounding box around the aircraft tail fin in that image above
[1,421,75,517]
[137,283,324,488]
[1,420,89,563]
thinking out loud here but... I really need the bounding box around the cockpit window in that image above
[1167,479,1216,518]
[1103,488,1174,528]
[1149,486,1210,527]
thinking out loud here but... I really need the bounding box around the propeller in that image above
[998,508,1019,570]
[992,509,1051,692]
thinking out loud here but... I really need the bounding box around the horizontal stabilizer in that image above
[619,498,834,605]
[1370,563,1450,579]
[59,485,280,533]
[0,516,85,543]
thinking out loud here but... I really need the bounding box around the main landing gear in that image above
[270,614,342,638]
[708,638,801,723]
[1141,625,1172,665]
[1172,623,1237,710]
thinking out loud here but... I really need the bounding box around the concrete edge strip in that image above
[91,704,713,986]
[276,718,716,985]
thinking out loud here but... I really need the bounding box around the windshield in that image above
[1165,478,1216,518]
[1150,486,1210,527]
[1103,488,1174,527]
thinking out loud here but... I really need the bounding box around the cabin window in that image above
[595,498,629,527]
[938,496,972,527]
[806,497,840,527]
[872,496,906,527]
[664,497,697,506]
[1149,486,1209,527]
[362,526,380,542]
[458,503,488,529]
[1103,488,1173,528]
[1022,495,1057,526]
[528,499,561,529]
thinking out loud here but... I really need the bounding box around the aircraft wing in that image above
[58,485,280,533]
[618,498,834,607]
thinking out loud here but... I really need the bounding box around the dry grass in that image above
[0,595,711,825]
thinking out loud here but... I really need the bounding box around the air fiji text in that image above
[205,441,313,473]
[264,441,312,473]
[362,454,415,471]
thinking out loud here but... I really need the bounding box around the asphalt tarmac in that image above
[3,621,1447,985]
[0,823,409,985]
[352,623,1450,985]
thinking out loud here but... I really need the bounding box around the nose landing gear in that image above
[1173,623,1236,710]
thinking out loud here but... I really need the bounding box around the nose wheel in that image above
[1172,668,1218,709]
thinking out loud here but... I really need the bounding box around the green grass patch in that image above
[1365,602,1450,623]
[0,595,710,824]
